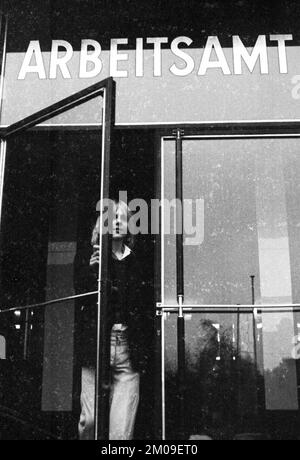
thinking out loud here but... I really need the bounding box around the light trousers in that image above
[78,325,140,440]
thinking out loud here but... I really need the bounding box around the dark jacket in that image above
[73,242,150,373]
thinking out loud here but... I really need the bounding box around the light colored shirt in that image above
[112,244,132,261]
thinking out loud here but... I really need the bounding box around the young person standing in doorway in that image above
[76,197,147,440]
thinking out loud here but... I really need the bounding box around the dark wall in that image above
[3,0,300,52]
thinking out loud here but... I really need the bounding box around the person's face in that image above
[95,202,128,240]
[112,202,128,239]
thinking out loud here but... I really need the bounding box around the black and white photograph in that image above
[1,0,300,442]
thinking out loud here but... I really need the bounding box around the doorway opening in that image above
[0,126,157,439]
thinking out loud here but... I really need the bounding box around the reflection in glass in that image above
[163,138,300,307]
[164,312,259,440]
[164,310,300,440]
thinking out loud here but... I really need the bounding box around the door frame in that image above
[157,129,300,440]
[0,77,116,440]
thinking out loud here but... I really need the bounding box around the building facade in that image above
[1,0,300,440]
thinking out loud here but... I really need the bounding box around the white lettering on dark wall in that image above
[17,34,294,80]
[110,38,129,78]
[49,40,73,79]
[79,39,102,78]
[198,36,231,75]
[170,36,195,76]
[232,35,269,74]
[18,40,46,79]
[146,37,168,76]
[270,34,293,73]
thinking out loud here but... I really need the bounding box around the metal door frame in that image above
[0,77,116,440]
[158,130,300,440]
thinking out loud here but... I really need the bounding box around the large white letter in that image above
[49,40,73,79]
[110,38,129,77]
[198,36,231,75]
[79,39,102,78]
[147,37,168,76]
[233,35,268,74]
[18,41,46,80]
[270,34,293,74]
[170,36,194,76]
[136,38,144,77]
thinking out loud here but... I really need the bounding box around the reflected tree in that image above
[165,318,263,440]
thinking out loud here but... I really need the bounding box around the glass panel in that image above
[0,97,104,439]
[3,77,104,127]
[40,97,103,126]
[262,310,299,411]
[164,309,300,440]
[163,138,300,306]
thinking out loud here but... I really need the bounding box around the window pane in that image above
[164,309,300,440]
[163,138,300,307]
[0,97,103,439]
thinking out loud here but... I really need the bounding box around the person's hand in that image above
[90,245,100,266]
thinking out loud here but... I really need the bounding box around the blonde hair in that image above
[91,199,135,249]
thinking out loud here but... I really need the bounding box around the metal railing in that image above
[0,291,98,315]
[156,303,300,313]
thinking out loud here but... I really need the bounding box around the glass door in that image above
[0,78,115,440]
[159,132,300,440]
